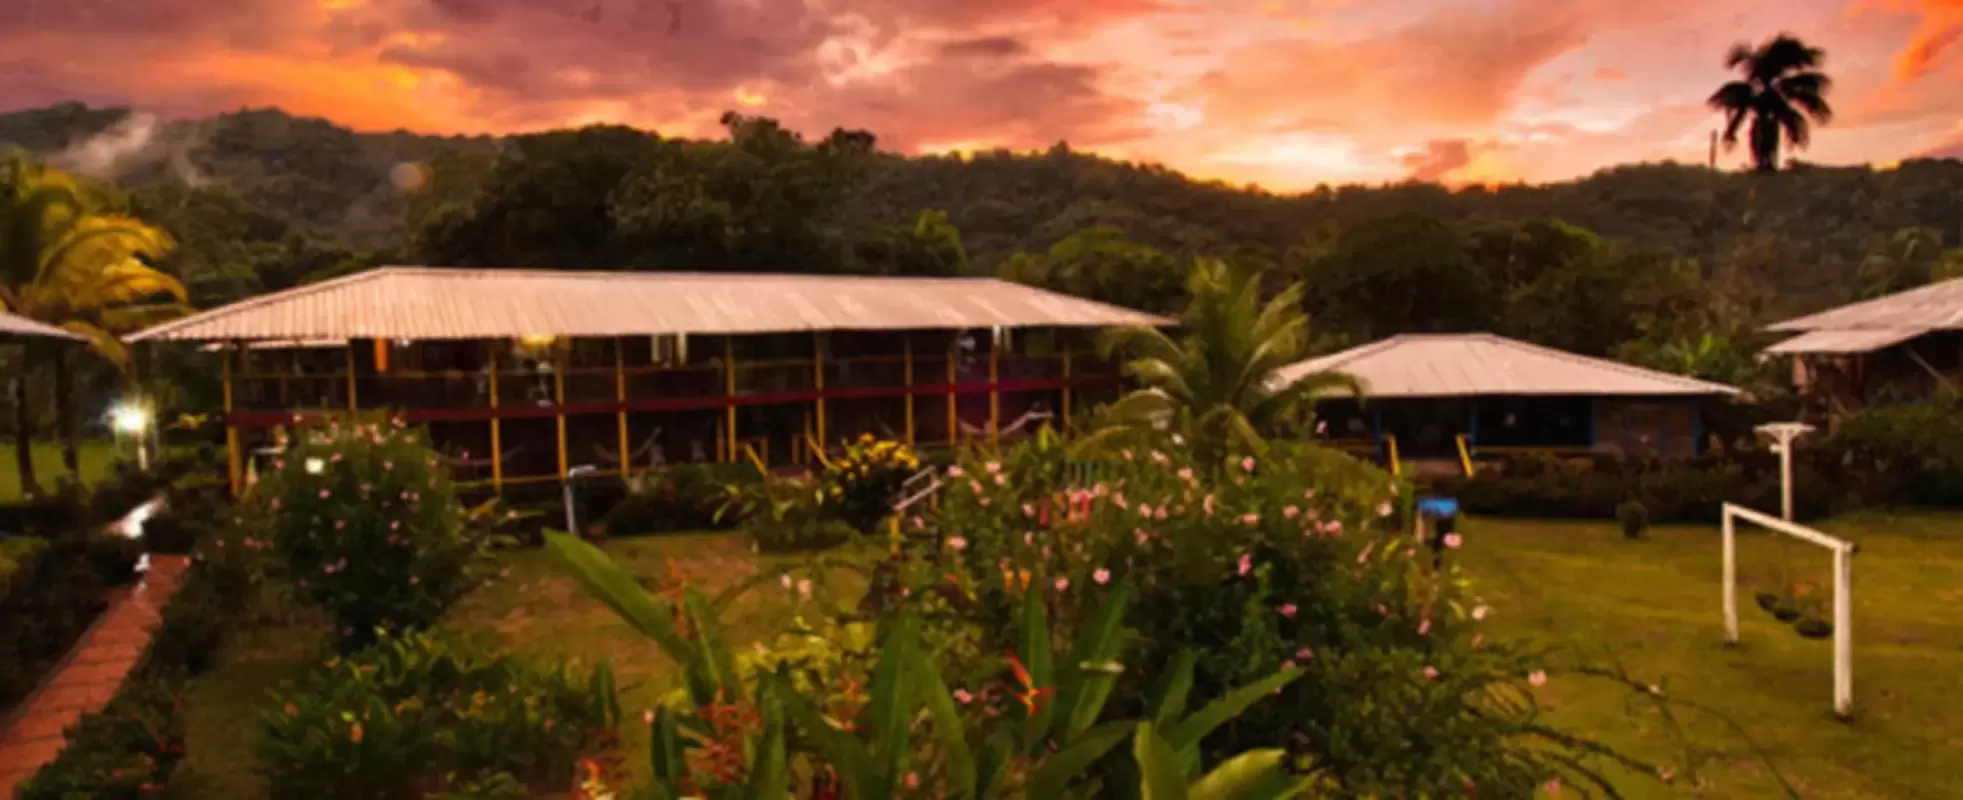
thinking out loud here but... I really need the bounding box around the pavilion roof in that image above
[1269,333,1739,399]
[1762,276,1963,355]
[0,311,83,342]
[128,267,1173,343]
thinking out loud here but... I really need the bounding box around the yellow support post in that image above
[945,337,957,446]
[724,337,738,464]
[554,348,568,481]
[902,334,915,446]
[988,338,1001,444]
[615,338,630,475]
[344,343,359,411]
[222,348,240,498]
[1060,340,1072,432]
[373,339,390,373]
[813,333,827,446]
[489,347,503,492]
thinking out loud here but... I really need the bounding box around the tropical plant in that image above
[1081,258,1360,469]
[1708,33,1833,172]
[0,154,187,492]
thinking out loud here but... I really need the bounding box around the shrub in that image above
[918,436,1621,796]
[258,630,620,799]
[1617,499,1649,540]
[87,533,145,587]
[0,531,106,711]
[818,434,921,532]
[716,469,855,553]
[592,462,760,537]
[258,418,499,651]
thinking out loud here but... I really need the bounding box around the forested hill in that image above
[6,101,1963,381]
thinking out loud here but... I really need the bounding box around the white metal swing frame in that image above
[1720,502,1858,719]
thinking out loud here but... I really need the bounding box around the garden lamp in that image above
[108,399,154,471]
[564,464,599,535]
[1755,422,1815,521]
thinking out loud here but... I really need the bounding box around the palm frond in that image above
[56,319,131,371]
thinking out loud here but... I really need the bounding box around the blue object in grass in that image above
[1416,496,1459,519]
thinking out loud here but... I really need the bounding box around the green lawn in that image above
[1457,511,1963,799]
[0,439,123,499]
[166,513,1963,798]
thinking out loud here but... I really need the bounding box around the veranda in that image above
[126,267,1168,496]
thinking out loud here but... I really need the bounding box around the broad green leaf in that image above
[649,707,686,800]
[973,726,1015,799]
[683,587,741,696]
[1188,749,1316,800]
[1166,668,1303,753]
[914,648,978,795]
[769,672,876,798]
[1057,579,1135,741]
[863,613,923,796]
[544,531,715,704]
[1025,721,1131,799]
[1133,723,1189,800]
[748,679,790,800]
[1148,651,1197,730]
[1017,586,1055,747]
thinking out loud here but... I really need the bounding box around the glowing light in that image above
[109,402,152,435]
[519,334,559,349]
[734,87,768,107]
[305,457,327,475]
[114,497,166,540]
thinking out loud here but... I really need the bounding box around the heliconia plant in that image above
[542,530,1312,799]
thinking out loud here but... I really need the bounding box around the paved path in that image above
[0,556,188,797]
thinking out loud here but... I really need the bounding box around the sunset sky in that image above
[0,0,1959,189]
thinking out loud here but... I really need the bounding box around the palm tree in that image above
[1709,33,1833,173]
[1080,258,1361,469]
[0,154,187,495]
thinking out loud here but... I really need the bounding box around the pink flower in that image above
[1304,488,1316,499]
[1237,553,1253,576]
[1240,457,1256,472]
[1281,660,1296,670]
[970,480,984,494]
[1356,542,1374,564]
[1544,778,1562,797]
[1121,449,1134,461]
[1471,605,1490,621]
[1528,670,1548,687]
[796,579,813,597]
[643,709,655,725]
[1093,568,1111,585]
[1315,419,1328,434]
[946,536,968,551]
[985,460,1001,474]
[1279,603,1298,619]
[780,574,794,588]
[409,575,419,585]
[1176,467,1194,481]
[906,773,920,789]
[1240,512,1260,526]
[953,688,974,705]
[1154,507,1167,520]
[1053,577,1070,591]
[1295,647,1313,661]
[333,520,346,530]
[1377,502,1393,517]
[993,474,1006,486]
[1151,450,1170,465]
[318,489,331,499]
[1417,618,1431,636]
[1472,634,1484,648]
[1444,533,1462,549]
[1423,666,1439,680]
[1202,494,1216,516]
[1134,528,1150,545]
[1283,505,1299,518]
[1327,520,1344,535]
[1022,503,1036,517]
[947,465,965,477]
[1658,767,1676,782]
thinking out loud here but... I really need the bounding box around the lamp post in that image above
[564,464,598,535]
[1755,422,1815,521]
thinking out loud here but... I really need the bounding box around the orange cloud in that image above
[1593,66,1629,81]
[1857,0,1963,80]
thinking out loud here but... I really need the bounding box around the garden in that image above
[6,259,1962,799]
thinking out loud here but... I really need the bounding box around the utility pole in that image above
[1708,130,1718,169]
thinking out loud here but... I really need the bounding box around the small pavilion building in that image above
[126,267,1169,497]
[1764,276,1963,412]
[1269,333,1739,470]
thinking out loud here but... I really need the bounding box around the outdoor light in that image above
[108,401,151,435]
[305,457,326,475]
[519,334,558,349]
[1756,422,1816,521]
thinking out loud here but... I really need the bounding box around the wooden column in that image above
[344,343,359,412]
[1060,340,1072,433]
[615,337,630,475]
[554,346,568,480]
[488,346,503,492]
[813,333,827,446]
[988,335,1001,445]
[222,348,240,498]
[945,336,958,445]
[902,334,916,445]
[724,336,738,463]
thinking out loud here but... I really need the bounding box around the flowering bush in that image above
[819,434,922,532]
[258,629,621,799]
[257,417,500,651]
[918,435,1631,796]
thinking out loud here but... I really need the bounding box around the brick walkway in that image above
[0,556,188,797]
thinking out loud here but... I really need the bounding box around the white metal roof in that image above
[1767,276,1963,333]
[0,311,83,342]
[128,267,1172,343]
[1269,333,1739,399]
[1764,328,1928,355]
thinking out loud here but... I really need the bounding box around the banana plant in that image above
[544,530,1307,798]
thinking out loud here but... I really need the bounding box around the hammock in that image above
[440,445,527,468]
[959,408,1055,438]
[594,430,664,468]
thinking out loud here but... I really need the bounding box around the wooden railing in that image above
[1455,435,1476,477]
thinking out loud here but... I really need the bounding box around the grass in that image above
[1456,510,1963,799]
[168,512,1963,799]
[169,532,874,798]
[0,439,123,500]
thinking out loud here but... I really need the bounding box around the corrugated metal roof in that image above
[1269,333,1739,398]
[129,267,1173,343]
[0,311,83,342]
[1767,276,1963,332]
[1764,328,1928,355]
[197,339,347,352]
